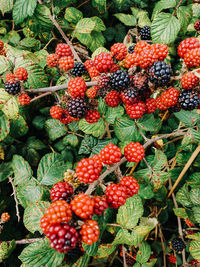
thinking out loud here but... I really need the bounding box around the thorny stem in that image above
[26,81,98,93]
[8,177,20,222]
[30,92,52,103]
[5,238,43,245]
[122,245,128,267]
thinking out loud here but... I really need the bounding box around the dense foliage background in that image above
[1,0,200,266]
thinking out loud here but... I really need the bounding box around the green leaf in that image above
[19,238,64,267]
[30,4,53,32]
[0,88,11,107]
[173,208,188,219]
[151,13,180,44]
[181,129,200,147]
[17,180,45,208]
[89,31,106,52]
[189,239,200,261]
[37,153,66,185]
[139,184,154,200]
[0,240,16,262]
[7,30,21,45]
[75,18,96,33]
[78,135,98,155]
[19,38,41,51]
[10,115,28,138]
[79,118,105,137]
[114,13,136,26]
[105,106,124,124]
[26,136,46,151]
[23,201,50,233]
[137,114,161,133]
[117,195,144,229]
[32,115,46,130]
[91,16,106,32]
[136,242,151,264]
[152,0,176,19]
[137,10,151,28]
[113,229,134,246]
[45,119,67,141]
[0,115,10,141]
[34,49,48,68]
[63,134,79,147]
[0,162,13,182]
[13,0,38,24]
[176,184,192,207]
[91,138,118,156]
[2,96,19,120]
[177,6,192,31]
[114,117,137,142]
[0,56,12,75]
[152,149,167,171]
[190,188,200,205]
[72,254,90,267]
[0,0,13,14]
[82,241,99,256]
[12,155,33,185]
[92,0,106,14]
[97,244,117,258]
[192,207,200,223]
[131,217,158,247]
[64,7,83,24]
[174,110,199,127]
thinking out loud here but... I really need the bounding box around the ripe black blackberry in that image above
[67,97,88,118]
[71,62,86,77]
[5,81,21,95]
[178,90,200,110]
[98,74,110,88]
[128,45,135,54]
[194,19,200,31]
[171,238,186,252]
[109,70,130,91]
[140,26,151,40]
[149,61,172,86]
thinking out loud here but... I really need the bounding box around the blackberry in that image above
[131,73,150,100]
[67,97,88,118]
[149,61,172,86]
[98,87,109,98]
[140,26,151,40]
[128,45,135,54]
[98,74,110,88]
[169,104,181,113]
[171,238,186,252]
[5,82,21,95]
[109,70,130,91]
[178,90,200,110]
[121,87,138,104]
[71,62,86,77]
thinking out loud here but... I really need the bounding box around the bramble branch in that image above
[8,177,20,222]
[26,81,98,93]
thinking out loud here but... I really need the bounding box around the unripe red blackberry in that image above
[0,40,4,50]
[155,96,168,110]
[125,53,140,68]
[145,98,157,113]
[92,154,103,168]
[105,90,121,107]
[87,87,97,98]
[88,66,100,78]
[84,59,94,70]
[70,193,94,219]
[184,48,200,68]
[178,37,200,58]
[110,43,127,61]
[45,200,72,224]
[125,102,146,119]
[94,52,114,73]
[14,67,28,81]
[59,110,73,124]
[99,143,122,165]
[93,196,108,215]
[124,142,145,163]
[50,182,73,202]
[168,255,177,264]
[59,56,74,71]
[85,110,100,123]
[56,43,73,57]
[98,74,110,88]
[6,73,16,83]
[80,220,100,245]
[47,53,59,67]
[161,87,179,108]
[151,43,168,61]
[119,176,139,198]
[68,77,87,98]
[18,94,31,106]
[50,106,63,119]
[1,212,10,223]
[76,157,102,183]
[181,72,199,90]
[67,97,88,119]
[105,183,127,209]
[138,48,158,68]
[120,87,138,105]
[46,223,79,253]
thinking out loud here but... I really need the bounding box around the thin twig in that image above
[158,223,166,267]
[172,0,183,16]
[135,120,148,141]
[6,238,43,245]
[30,92,52,103]
[49,14,82,62]
[122,245,128,267]
[26,81,98,93]
[104,120,111,139]
[8,177,20,222]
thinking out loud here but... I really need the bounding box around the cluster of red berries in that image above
[40,181,105,252]
[0,212,10,223]
[0,40,6,56]
[75,142,144,184]
[47,43,74,71]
